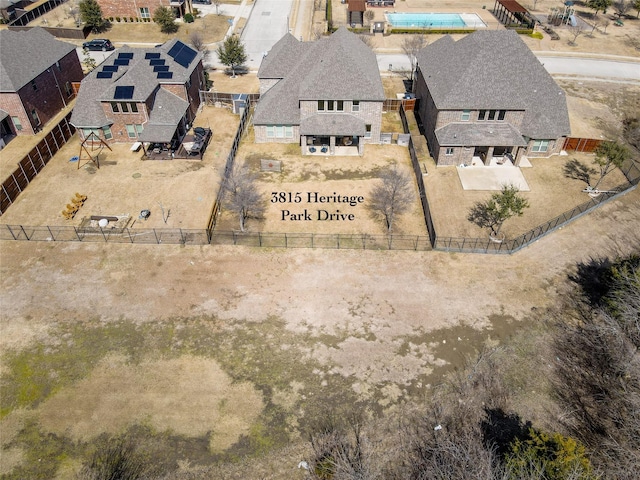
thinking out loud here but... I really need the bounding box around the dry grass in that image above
[0,106,239,229]
[218,142,427,236]
[36,354,263,452]
[424,153,631,239]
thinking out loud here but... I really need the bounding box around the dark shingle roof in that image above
[71,40,201,129]
[254,27,384,126]
[0,28,78,92]
[435,123,528,147]
[300,113,365,136]
[416,30,570,139]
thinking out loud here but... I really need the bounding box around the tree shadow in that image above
[563,158,595,186]
[481,408,532,461]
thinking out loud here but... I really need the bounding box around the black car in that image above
[82,39,115,51]
[192,0,212,4]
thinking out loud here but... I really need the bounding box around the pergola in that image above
[493,0,535,29]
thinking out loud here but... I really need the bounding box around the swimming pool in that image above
[385,13,487,29]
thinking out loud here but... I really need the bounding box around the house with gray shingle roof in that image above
[254,27,385,156]
[70,39,204,148]
[414,30,571,166]
[0,27,83,139]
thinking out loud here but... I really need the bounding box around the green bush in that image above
[529,31,543,39]
[115,16,120,22]
[515,28,534,34]
[184,13,194,23]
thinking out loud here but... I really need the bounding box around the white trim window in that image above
[140,7,150,19]
[11,116,22,131]
[82,128,101,140]
[102,126,113,140]
[317,100,344,113]
[461,110,470,121]
[445,147,455,155]
[125,124,137,138]
[365,124,372,138]
[266,125,293,138]
[532,140,550,152]
[352,101,360,112]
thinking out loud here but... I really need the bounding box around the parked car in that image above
[192,0,212,4]
[82,39,114,51]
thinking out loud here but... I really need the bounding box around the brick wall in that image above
[254,125,300,143]
[525,137,564,157]
[97,0,188,20]
[0,50,83,136]
[435,146,474,166]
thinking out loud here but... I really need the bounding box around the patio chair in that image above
[309,146,316,153]
[321,145,328,153]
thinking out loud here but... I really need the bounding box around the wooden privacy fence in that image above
[0,114,75,215]
[563,137,603,153]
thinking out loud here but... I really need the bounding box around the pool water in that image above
[385,12,486,28]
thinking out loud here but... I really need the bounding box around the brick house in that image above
[70,40,204,147]
[0,28,83,138]
[254,27,385,156]
[95,0,192,21]
[414,30,571,166]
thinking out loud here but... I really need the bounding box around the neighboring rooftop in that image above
[255,27,384,126]
[0,27,78,92]
[71,40,201,129]
[416,30,571,139]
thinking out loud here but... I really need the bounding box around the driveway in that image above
[240,0,294,68]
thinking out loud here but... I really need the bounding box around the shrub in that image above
[115,16,120,22]
[529,31,544,39]
[129,17,134,22]
[184,13,194,23]
[108,16,113,22]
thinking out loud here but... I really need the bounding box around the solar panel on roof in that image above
[114,58,130,66]
[156,72,174,79]
[167,42,182,58]
[114,85,134,99]
[149,59,166,66]
[118,52,134,59]
[102,65,119,72]
[145,52,161,59]
[96,71,114,79]
[174,48,196,68]
[153,65,170,72]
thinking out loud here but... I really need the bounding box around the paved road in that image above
[240,0,294,68]
[376,52,640,83]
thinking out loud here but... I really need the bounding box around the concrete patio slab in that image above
[456,166,531,191]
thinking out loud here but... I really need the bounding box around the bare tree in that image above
[568,24,585,45]
[614,0,631,17]
[222,163,266,232]
[601,19,611,32]
[590,140,629,190]
[401,35,428,83]
[364,9,375,26]
[368,165,413,234]
[213,0,222,15]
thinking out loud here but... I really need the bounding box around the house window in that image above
[140,7,150,18]
[365,124,372,138]
[11,116,22,131]
[478,110,487,121]
[266,125,293,138]
[445,147,455,155]
[30,80,37,91]
[82,128,101,139]
[130,103,138,113]
[64,81,73,97]
[125,124,137,138]
[55,61,61,70]
[111,102,119,113]
[461,110,470,121]
[318,100,342,112]
[135,124,143,135]
[498,110,506,121]
[352,101,360,112]
[31,109,40,126]
[102,126,113,140]
[120,103,129,113]
[532,140,550,152]
[488,110,496,120]
[317,100,325,111]
[336,100,344,111]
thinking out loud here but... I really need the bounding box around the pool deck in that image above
[384,12,488,28]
